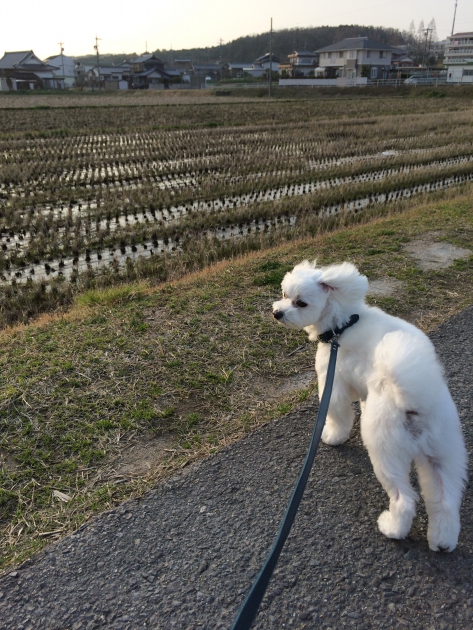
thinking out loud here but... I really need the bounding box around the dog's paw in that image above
[427,517,460,552]
[321,424,350,446]
[377,510,409,540]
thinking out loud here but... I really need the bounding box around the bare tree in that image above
[428,18,438,42]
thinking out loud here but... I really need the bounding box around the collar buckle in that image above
[317,314,359,344]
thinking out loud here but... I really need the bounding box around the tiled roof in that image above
[0,51,32,69]
[317,37,400,53]
[0,51,59,71]
[131,53,164,64]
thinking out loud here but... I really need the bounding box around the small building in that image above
[90,65,130,89]
[44,54,76,88]
[286,50,318,77]
[130,53,166,74]
[191,63,221,79]
[173,59,192,71]
[391,50,417,68]
[75,63,94,89]
[228,62,253,78]
[242,54,280,78]
[316,37,399,80]
[254,53,281,69]
[445,32,473,83]
[0,50,61,90]
[126,53,178,88]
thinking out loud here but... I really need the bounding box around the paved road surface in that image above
[1,308,472,630]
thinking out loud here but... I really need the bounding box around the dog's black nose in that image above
[273,310,284,320]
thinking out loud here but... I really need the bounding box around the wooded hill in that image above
[74,24,406,67]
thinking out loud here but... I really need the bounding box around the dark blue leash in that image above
[230,337,340,630]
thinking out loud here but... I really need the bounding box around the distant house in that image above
[242,53,280,78]
[316,37,399,79]
[89,65,130,90]
[130,53,165,74]
[191,63,221,79]
[127,53,175,88]
[44,54,76,88]
[444,32,473,83]
[0,50,61,90]
[75,63,94,88]
[391,50,417,69]
[173,59,192,71]
[285,50,318,77]
[228,62,253,78]
[255,53,281,69]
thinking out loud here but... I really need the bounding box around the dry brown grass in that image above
[1,190,472,573]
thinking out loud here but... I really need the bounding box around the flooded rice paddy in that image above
[1,98,473,291]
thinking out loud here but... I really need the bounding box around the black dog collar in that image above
[317,314,360,343]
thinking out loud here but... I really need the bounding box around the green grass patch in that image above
[1,192,473,572]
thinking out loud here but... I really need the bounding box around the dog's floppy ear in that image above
[320,282,335,292]
[319,263,368,303]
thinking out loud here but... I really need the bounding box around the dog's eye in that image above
[295,300,308,307]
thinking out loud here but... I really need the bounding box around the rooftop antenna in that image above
[58,42,65,89]
[94,36,102,91]
[451,0,458,35]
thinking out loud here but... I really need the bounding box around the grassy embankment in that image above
[1,187,472,572]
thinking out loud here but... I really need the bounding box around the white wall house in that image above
[243,53,280,78]
[316,37,399,80]
[44,54,76,87]
[0,51,61,90]
[91,66,130,89]
[285,51,318,77]
[445,32,473,83]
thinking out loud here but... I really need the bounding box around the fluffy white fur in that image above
[272,260,467,551]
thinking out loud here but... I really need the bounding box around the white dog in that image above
[272,260,467,551]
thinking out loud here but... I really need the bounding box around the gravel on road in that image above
[1,307,472,630]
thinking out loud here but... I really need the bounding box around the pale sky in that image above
[2,0,472,59]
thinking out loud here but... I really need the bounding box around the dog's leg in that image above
[318,370,355,445]
[415,453,464,552]
[361,396,419,540]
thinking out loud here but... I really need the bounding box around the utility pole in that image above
[451,0,458,36]
[422,28,433,67]
[94,35,102,91]
[218,38,224,63]
[269,17,273,97]
[58,42,65,89]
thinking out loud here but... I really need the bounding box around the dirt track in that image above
[0,307,472,630]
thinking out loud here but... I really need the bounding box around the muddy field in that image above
[1,93,473,327]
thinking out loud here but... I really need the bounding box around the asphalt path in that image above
[1,307,472,630]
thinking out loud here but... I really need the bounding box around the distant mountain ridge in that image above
[73,24,406,67]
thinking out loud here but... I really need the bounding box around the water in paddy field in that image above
[2,172,472,287]
[2,152,473,248]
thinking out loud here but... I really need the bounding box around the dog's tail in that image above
[369,331,445,411]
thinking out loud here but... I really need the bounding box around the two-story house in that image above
[445,32,473,83]
[44,54,77,88]
[0,51,61,90]
[285,50,319,77]
[128,54,174,88]
[316,37,400,80]
[242,53,281,78]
